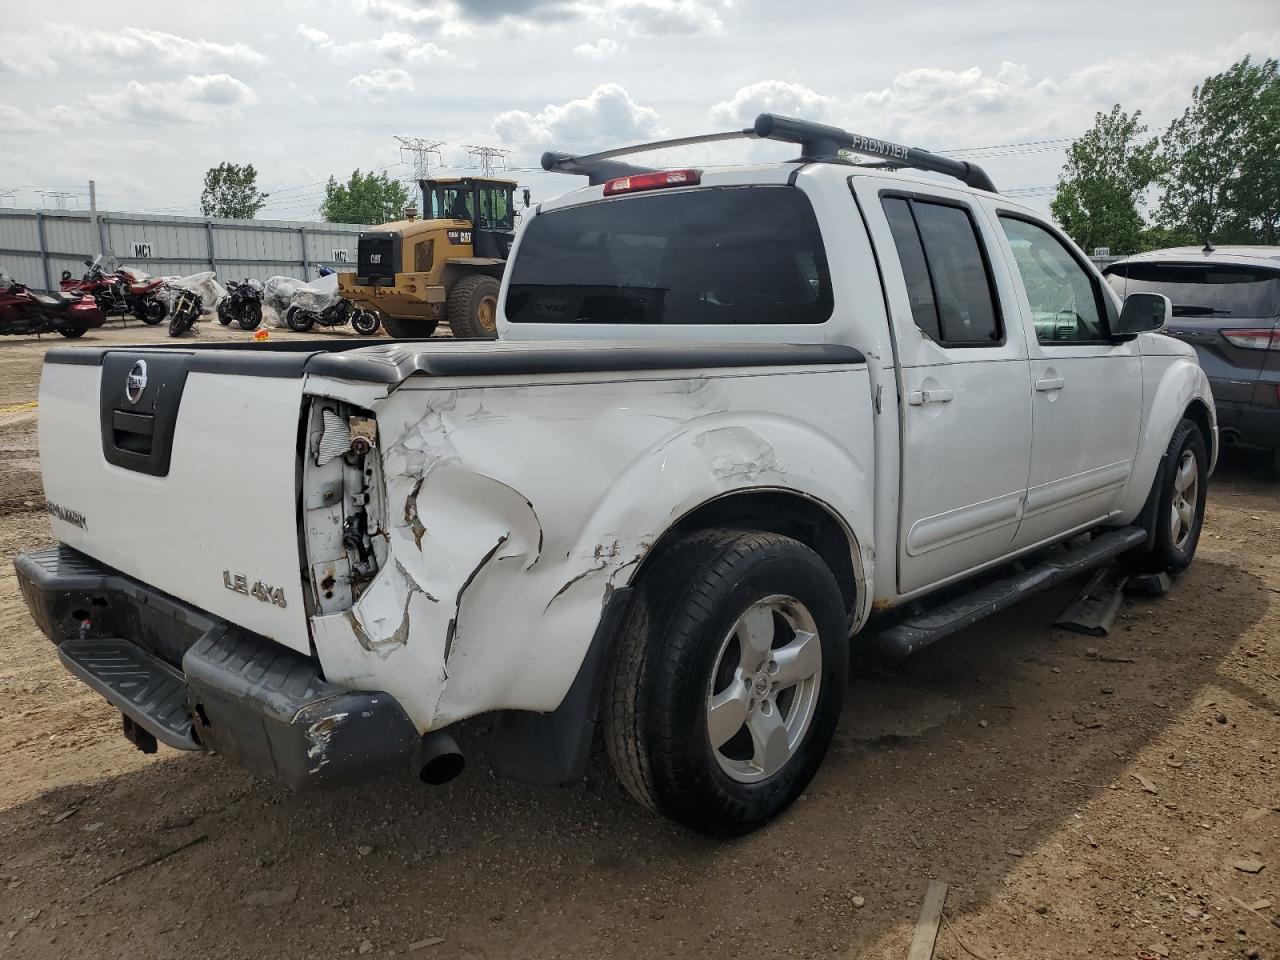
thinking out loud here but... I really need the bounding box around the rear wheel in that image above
[1126,418,1208,575]
[603,529,848,837]
[382,316,439,339]
[447,274,500,340]
[137,297,166,325]
[58,324,87,339]
[237,302,262,330]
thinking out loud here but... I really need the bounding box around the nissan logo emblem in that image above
[125,360,148,404]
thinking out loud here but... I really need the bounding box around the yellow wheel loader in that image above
[338,177,527,339]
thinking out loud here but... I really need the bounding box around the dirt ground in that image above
[0,321,1276,960]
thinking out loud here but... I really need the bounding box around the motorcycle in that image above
[216,278,264,330]
[282,272,380,335]
[286,297,381,335]
[1,274,105,338]
[60,256,168,324]
[167,287,203,337]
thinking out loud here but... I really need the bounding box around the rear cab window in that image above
[1104,263,1280,319]
[505,186,834,325]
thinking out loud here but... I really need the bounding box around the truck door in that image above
[856,182,1033,595]
[991,212,1142,550]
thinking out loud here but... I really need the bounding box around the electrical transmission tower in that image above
[461,145,511,178]
[394,137,445,182]
[37,191,79,210]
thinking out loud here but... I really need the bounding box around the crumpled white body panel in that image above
[308,365,875,733]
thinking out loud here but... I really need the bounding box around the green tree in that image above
[1050,105,1158,256]
[200,162,268,219]
[321,170,411,225]
[1222,57,1279,244]
[1157,56,1280,245]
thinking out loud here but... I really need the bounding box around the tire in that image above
[58,324,87,339]
[1126,418,1209,575]
[137,297,166,325]
[1272,447,1280,483]
[217,300,234,325]
[446,274,501,339]
[168,309,195,337]
[286,307,315,333]
[603,529,848,837]
[382,316,438,339]
[350,308,380,336]
[237,302,262,331]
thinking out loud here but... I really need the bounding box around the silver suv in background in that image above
[1105,247,1280,477]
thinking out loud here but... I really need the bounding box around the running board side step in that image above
[874,526,1148,658]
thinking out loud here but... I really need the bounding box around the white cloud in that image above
[573,38,624,60]
[297,24,453,63]
[494,83,663,151]
[296,24,335,49]
[359,0,473,37]
[356,0,729,36]
[710,80,833,128]
[81,74,258,125]
[49,25,268,70]
[605,0,730,36]
[370,32,454,63]
[348,67,415,100]
[0,46,57,77]
[0,104,49,133]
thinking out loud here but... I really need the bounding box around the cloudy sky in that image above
[1,0,1276,221]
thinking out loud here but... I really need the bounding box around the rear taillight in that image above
[603,169,701,196]
[1221,328,1280,350]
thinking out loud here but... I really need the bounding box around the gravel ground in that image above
[0,322,1276,960]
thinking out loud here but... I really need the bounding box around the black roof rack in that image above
[541,113,998,193]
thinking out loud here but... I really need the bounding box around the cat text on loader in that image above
[338,177,528,339]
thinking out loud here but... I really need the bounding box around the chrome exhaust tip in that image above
[413,729,465,785]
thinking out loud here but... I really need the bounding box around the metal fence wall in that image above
[0,208,368,291]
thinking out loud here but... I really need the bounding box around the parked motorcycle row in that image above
[1,258,387,339]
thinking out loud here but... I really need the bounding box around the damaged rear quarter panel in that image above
[307,366,874,733]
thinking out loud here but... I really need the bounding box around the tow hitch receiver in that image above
[122,713,158,754]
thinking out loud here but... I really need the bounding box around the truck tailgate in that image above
[38,350,311,653]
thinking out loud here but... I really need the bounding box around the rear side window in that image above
[505,186,833,325]
[1105,262,1280,318]
[880,196,1001,346]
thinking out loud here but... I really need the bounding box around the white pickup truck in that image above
[17,115,1216,836]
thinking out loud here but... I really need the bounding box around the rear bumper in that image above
[15,545,419,788]
[340,275,446,316]
[1213,397,1280,451]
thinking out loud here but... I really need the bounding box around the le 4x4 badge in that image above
[223,571,287,608]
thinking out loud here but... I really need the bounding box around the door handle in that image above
[907,387,954,406]
[1034,377,1065,392]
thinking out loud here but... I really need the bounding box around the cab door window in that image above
[1000,216,1108,343]
[881,196,1002,346]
